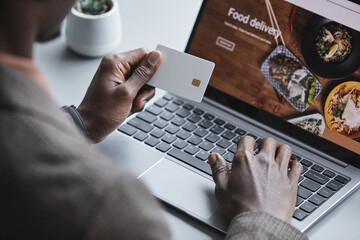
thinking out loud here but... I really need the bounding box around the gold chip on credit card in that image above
[192,79,201,87]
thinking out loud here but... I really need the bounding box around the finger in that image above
[131,86,156,112]
[119,48,149,67]
[288,160,303,184]
[233,136,255,167]
[208,153,229,192]
[275,144,292,170]
[258,137,278,160]
[123,51,162,95]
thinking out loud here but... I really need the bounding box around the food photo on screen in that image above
[186,0,360,153]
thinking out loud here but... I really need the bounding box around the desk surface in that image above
[34,0,360,239]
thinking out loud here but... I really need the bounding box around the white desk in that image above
[34,1,360,239]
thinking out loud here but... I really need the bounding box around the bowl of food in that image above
[324,81,360,139]
[301,15,360,79]
[288,113,326,136]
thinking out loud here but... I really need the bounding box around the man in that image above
[0,0,307,239]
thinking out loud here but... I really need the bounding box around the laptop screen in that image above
[186,0,360,155]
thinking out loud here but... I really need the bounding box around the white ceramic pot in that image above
[65,0,122,57]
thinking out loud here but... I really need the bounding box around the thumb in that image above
[208,153,229,194]
[123,50,162,93]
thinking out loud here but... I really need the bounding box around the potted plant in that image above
[65,0,122,57]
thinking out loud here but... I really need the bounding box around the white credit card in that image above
[147,45,215,102]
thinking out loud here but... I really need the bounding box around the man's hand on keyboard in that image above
[77,49,162,143]
[208,136,303,222]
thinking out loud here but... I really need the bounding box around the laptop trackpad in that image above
[139,158,221,220]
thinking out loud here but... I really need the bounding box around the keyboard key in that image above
[312,164,324,172]
[154,98,168,107]
[291,154,302,161]
[173,99,184,105]
[334,175,350,184]
[128,118,154,133]
[154,119,168,129]
[150,129,166,138]
[196,151,209,161]
[302,166,308,174]
[162,134,177,144]
[256,138,263,144]
[235,128,247,135]
[183,122,197,132]
[173,139,188,149]
[133,131,148,141]
[184,145,200,155]
[318,187,334,198]
[171,117,186,126]
[183,104,194,110]
[323,170,336,178]
[165,103,179,112]
[177,109,191,118]
[210,125,225,134]
[228,144,237,153]
[298,176,304,183]
[165,125,180,134]
[194,128,209,137]
[300,159,313,167]
[118,124,137,136]
[188,136,203,145]
[163,93,174,101]
[204,113,215,120]
[309,194,325,206]
[176,130,191,140]
[246,133,258,140]
[326,180,343,191]
[305,170,330,185]
[199,119,213,129]
[224,123,236,130]
[211,147,226,156]
[214,118,225,125]
[300,202,317,213]
[187,114,202,123]
[296,196,304,206]
[156,142,171,152]
[217,139,232,149]
[205,133,220,143]
[167,148,212,175]
[297,186,312,199]
[145,137,160,147]
[300,179,321,192]
[193,108,205,115]
[146,105,163,115]
[199,141,215,151]
[224,152,234,163]
[221,131,236,140]
[160,111,174,121]
[232,136,241,144]
[293,209,308,221]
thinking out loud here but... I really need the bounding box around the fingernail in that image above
[208,153,218,165]
[147,50,162,67]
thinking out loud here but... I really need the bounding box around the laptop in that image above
[98,0,360,233]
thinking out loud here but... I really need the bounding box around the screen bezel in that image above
[184,0,360,167]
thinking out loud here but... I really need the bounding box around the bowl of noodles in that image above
[324,81,360,139]
[302,15,360,79]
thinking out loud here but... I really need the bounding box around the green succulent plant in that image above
[76,0,110,15]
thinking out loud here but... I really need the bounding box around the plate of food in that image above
[261,45,322,112]
[324,81,360,139]
[302,15,360,79]
[288,113,326,136]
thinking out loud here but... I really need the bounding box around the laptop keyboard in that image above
[118,94,350,221]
